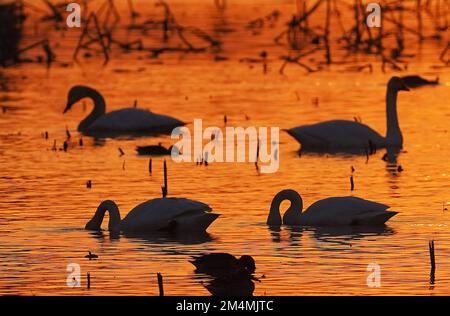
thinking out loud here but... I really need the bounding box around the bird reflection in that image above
[383,147,403,174]
[267,225,395,248]
[204,270,257,296]
[311,225,395,244]
[87,230,214,245]
[190,253,258,296]
[267,225,281,243]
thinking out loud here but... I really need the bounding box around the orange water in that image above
[0,0,449,295]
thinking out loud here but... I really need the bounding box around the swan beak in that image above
[400,81,410,91]
[63,104,71,114]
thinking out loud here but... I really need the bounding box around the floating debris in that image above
[87,272,91,289]
[161,160,168,197]
[136,143,174,156]
[429,240,436,285]
[157,272,164,296]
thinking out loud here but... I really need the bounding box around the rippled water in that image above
[1,0,450,295]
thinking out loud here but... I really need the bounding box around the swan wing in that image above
[121,197,213,232]
[303,196,393,226]
[90,108,184,132]
[286,120,385,150]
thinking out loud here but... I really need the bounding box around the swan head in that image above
[388,77,410,92]
[63,85,94,113]
[238,255,256,274]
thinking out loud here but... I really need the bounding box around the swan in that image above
[63,86,185,137]
[267,189,398,226]
[85,198,219,233]
[285,77,409,152]
[190,253,256,276]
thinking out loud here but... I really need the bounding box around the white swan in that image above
[267,189,398,226]
[286,77,409,152]
[63,86,185,137]
[85,198,219,233]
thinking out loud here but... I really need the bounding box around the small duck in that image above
[400,75,439,88]
[136,143,178,156]
[84,251,98,260]
[190,253,256,277]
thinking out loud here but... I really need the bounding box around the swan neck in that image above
[267,190,303,225]
[87,201,121,232]
[283,192,303,220]
[267,198,282,226]
[78,88,106,132]
[385,88,402,146]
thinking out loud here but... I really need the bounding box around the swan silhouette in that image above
[286,77,409,152]
[85,199,219,233]
[63,86,185,137]
[267,189,398,226]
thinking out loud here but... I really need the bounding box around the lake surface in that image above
[0,0,449,295]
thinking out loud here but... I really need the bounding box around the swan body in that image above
[267,189,398,227]
[85,198,219,233]
[286,77,409,152]
[287,120,386,150]
[190,253,256,276]
[63,86,185,137]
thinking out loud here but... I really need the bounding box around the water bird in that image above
[84,251,98,260]
[190,253,256,276]
[63,86,185,137]
[286,77,409,152]
[85,199,219,233]
[400,75,439,88]
[267,189,398,226]
[136,143,177,156]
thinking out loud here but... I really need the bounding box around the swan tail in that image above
[173,212,220,232]
[353,211,398,225]
[284,128,304,144]
[285,128,330,149]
